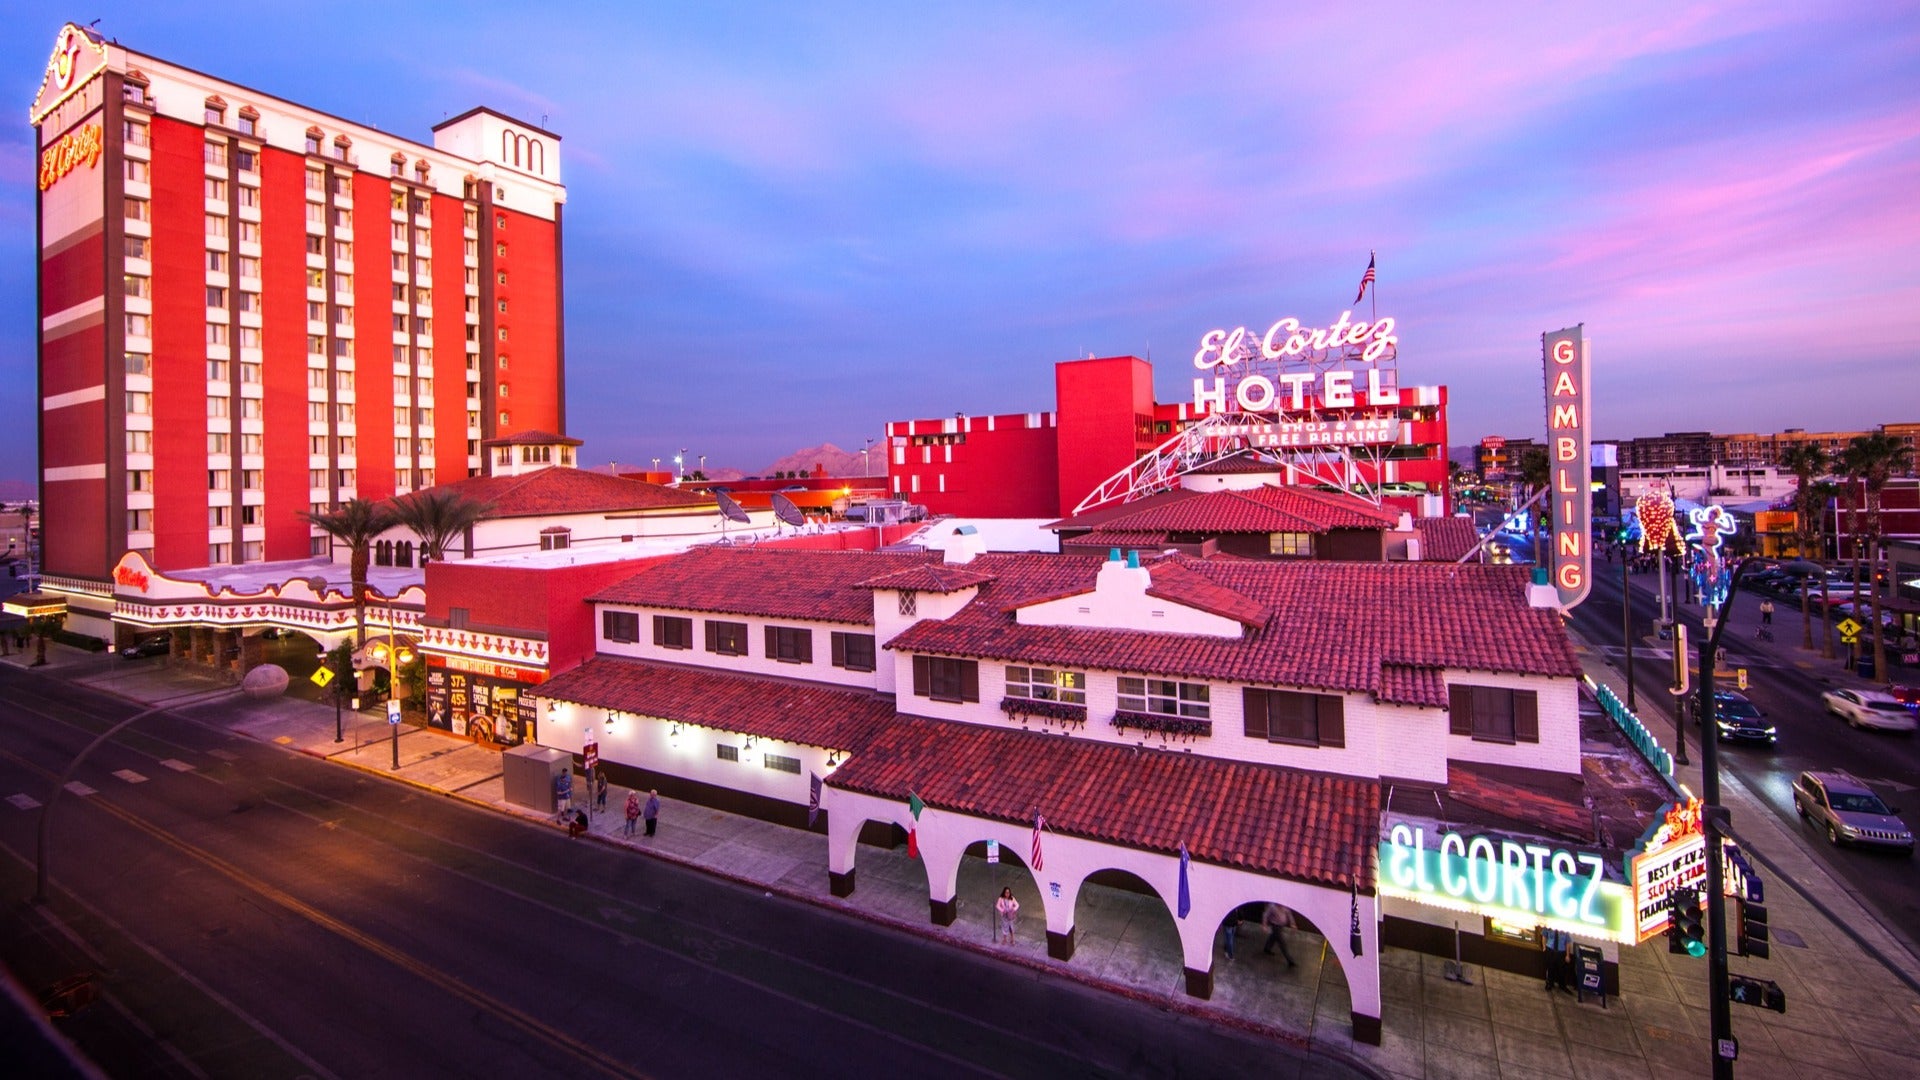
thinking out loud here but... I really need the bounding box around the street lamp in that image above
[370,596,416,770]
[863,436,875,478]
[1694,557,1758,1080]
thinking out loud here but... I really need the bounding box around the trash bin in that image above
[1856,656,1875,678]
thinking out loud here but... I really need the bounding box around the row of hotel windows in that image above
[601,613,879,672]
[127,88,473,186]
[122,391,443,434]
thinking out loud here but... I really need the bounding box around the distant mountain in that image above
[763,440,882,479]
[0,480,34,503]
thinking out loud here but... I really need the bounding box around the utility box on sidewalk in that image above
[503,744,573,813]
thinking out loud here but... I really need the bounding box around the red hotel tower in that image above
[31,23,566,634]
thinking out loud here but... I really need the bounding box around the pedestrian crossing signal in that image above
[1728,974,1785,1013]
[1736,900,1769,959]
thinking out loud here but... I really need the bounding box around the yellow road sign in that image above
[310,666,335,688]
[1836,617,1862,638]
[1737,668,1748,690]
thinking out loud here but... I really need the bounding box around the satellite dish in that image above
[771,493,805,528]
[714,490,752,524]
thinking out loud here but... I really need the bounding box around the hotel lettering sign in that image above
[1191,311,1401,416]
[1543,325,1592,609]
[1379,822,1633,942]
[39,122,102,191]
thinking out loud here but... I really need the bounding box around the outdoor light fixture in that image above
[827,751,841,767]
[547,702,557,713]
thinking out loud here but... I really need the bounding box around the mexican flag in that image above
[907,791,925,859]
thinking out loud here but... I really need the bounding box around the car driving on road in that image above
[1695,691,1776,744]
[1793,771,1914,853]
[1821,688,1919,732]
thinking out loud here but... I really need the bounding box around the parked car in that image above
[1887,684,1920,710]
[120,636,169,659]
[1821,688,1919,732]
[1793,771,1914,852]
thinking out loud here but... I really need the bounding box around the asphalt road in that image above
[0,665,1364,1080]
[1569,559,1920,965]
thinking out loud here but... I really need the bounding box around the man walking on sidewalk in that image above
[1261,902,1296,966]
[643,790,660,837]
[1759,597,1774,626]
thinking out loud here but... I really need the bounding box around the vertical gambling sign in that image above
[1543,325,1592,609]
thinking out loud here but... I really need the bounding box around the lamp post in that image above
[1694,557,1756,1080]
[372,596,415,771]
[863,437,876,478]
[1622,552,1636,710]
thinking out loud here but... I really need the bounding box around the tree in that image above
[300,499,399,647]
[389,488,494,563]
[1778,444,1828,651]
[26,609,63,668]
[1518,448,1551,568]
[1840,433,1914,681]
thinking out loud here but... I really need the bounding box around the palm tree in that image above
[1841,433,1914,681]
[300,499,399,647]
[389,488,494,563]
[1806,478,1842,659]
[1778,444,1828,650]
[1518,447,1551,569]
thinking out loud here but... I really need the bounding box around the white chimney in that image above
[943,525,986,565]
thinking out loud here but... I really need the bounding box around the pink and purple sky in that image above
[2,1,1916,480]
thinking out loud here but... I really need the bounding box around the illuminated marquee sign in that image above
[38,122,102,191]
[1630,797,1707,941]
[1191,311,1401,415]
[1543,326,1592,609]
[1239,417,1404,448]
[31,24,110,125]
[1378,822,1633,942]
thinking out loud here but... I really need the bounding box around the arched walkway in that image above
[951,841,1043,947]
[1069,868,1185,992]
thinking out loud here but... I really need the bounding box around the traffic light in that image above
[1667,887,1706,957]
[1729,974,1786,1013]
[1736,900,1769,959]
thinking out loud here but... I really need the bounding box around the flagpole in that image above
[1369,248,1377,325]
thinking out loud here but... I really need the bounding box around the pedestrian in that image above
[1261,902,1296,966]
[1541,926,1573,993]
[567,808,588,839]
[595,771,609,811]
[1221,910,1239,961]
[643,789,660,837]
[995,887,1019,944]
[623,790,640,837]
[1759,598,1774,626]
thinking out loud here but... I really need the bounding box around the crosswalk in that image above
[8,765,164,810]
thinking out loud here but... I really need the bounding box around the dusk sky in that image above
[3,2,1917,482]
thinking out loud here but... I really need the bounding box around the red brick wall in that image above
[148,116,209,570]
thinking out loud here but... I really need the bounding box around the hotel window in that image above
[240,362,261,384]
[464,207,478,229]
[499,410,511,427]
[307,269,326,289]
[333,339,354,359]
[497,355,509,371]
[1118,678,1210,721]
[207,360,229,381]
[409,196,428,215]
[495,213,506,230]
[125,352,150,376]
[237,186,259,210]
[206,214,228,239]
[465,239,479,259]
[207,324,230,346]
[235,149,256,173]
[333,307,353,327]
[237,109,257,137]
[417,259,431,277]
[416,288,432,306]
[124,119,149,146]
[498,383,509,399]
[237,290,260,313]
[241,505,260,525]
[496,242,507,256]
[652,615,693,649]
[498,300,508,313]
[1243,689,1345,748]
[127,509,152,531]
[125,313,151,337]
[337,404,355,423]
[1005,666,1086,705]
[1270,532,1312,557]
[207,286,228,308]
[209,470,230,490]
[308,402,327,422]
[308,334,327,356]
[337,273,353,291]
[336,468,356,487]
[704,620,748,657]
[124,236,149,260]
[124,274,149,299]
[309,435,327,453]
[208,432,231,454]
[334,241,353,262]
[128,470,152,492]
[209,505,230,527]
[241,469,261,489]
[335,207,352,228]
[333,135,351,161]
[912,656,979,703]
[206,178,227,201]
[242,541,263,562]
[237,221,260,244]
[123,80,149,106]
[497,327,508,342]
[390,156,405,177]
[240,399,261,420]
[391,189,408,211]
[208,251,228,273]
[395,438,411,458]
[1448,685,1539,744]
[497,271,508,285]
[309,468,327,487]
[124,197,149,222]
[209,543,231,564]
[204,100,225,125]
[126,430,151,453]
[765,626,813,664]
[127,392,150,414]
[602,611,640,644]
[716,745,739,763]
[393,313,408,332]
[205,141,228,167]
[125,159,149,183]
[830,632,877,673]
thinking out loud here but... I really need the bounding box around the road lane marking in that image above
[113,769,148,784]
[160,759,195,772]
[64,782,96,797]
[208,749,239,761]
[7,794,41,810]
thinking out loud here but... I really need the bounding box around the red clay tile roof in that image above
[1068,486,1400,536]
[856,564,997,594]
[482,429,584,447]
[1414,517,1479,562]
[1378,664,1448,708]
[891,552,1581,703]
[534,656,894,751]
[828,716,1379,890]
[592,546,939,624]
[1044,489,1207,532]
[426,467,712,519]
[1143,559,1270,627]
[1059,529,1173,550]
[1186,451,1284,475]
[1440,761,1596,844]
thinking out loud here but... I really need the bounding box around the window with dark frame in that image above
[912,655,980,703]
[765,625,813,664]
[830,631,876,672]
[653,615,693,650]
[763,753,802,775]
[705,620,748,656]
[716,745,739,763]
[1242,688,1345,747]
[1447,685,1539,744]
[898,592,917,617]
[602,610,639,644]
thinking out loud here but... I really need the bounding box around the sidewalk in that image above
[27,647,1920,1078]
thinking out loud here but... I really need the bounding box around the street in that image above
[1569,558,1920,965]
[0,664,1363,1080]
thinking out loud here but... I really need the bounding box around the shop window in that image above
[766,626,812,664]
[705,620,748,656]
[1243,688,1345,748]
[830,632,876,673]
[602,611,639,644]
[1447,685,1539,744]
[912,656,979,703]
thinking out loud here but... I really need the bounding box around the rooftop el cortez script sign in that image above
[1190,311,1406,448]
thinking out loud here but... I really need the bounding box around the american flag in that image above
[1354,254,1376,304]
[1031,812,1046,871]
